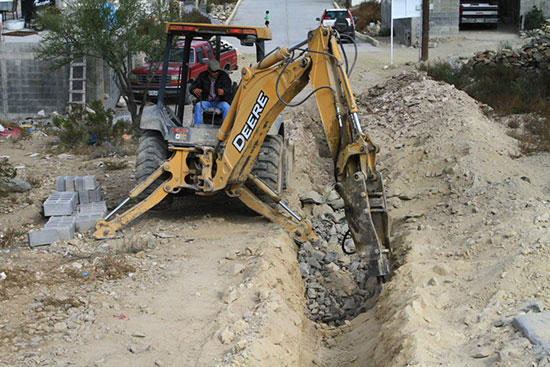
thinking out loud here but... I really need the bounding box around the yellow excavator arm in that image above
[205,26,390,278]
[94,24,390,278]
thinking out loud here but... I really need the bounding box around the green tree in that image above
[36,0,184,127]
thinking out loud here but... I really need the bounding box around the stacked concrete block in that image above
[44,216,76,241]
[76,201,108,232]
[79,187,102,204]
[29,175,108,247]
[56,175,102,205]
[43,191,78,217]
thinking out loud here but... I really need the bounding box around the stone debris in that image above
[0,177,31,193]
[297,184,381,326]
[209,3,235,23]
[513,312,550,354]
[458,20,550,71]
[28,175,106,247]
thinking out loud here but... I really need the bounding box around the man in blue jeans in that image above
[191,59,232,125]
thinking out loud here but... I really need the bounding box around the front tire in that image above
[248,135,285,207]
[135,130,173,209]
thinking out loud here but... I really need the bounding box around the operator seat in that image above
[195,80,238,126]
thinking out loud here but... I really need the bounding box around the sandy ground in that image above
[1,29,549,366]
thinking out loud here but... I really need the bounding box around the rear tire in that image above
[248,135,285,207]
[135,130,173,210]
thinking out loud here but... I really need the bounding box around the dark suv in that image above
[317,9,357,41]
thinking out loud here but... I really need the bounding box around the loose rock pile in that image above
[297,186,381,326]
[209,3,235,23]
[460,20,550,70]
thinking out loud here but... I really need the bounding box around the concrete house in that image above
[0,1,119,120]
[381,0,550,45]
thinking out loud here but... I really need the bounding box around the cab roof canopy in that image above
[164,22,272,41]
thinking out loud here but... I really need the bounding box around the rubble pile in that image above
[297,185,381,326]
[460,20,550,70]
[209,3,235,23]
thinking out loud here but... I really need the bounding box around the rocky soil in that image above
[1,39,550,367]
[458,20,550,70]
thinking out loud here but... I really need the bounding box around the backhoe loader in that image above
[94,22,391,279]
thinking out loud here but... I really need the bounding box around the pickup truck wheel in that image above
[248,135,285,207]
[224,64,231,71]
[135,130,173,210]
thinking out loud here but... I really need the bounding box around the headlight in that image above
[170,74,180,82]
[129,73,138,82]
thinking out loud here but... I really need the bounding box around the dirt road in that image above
[1,31,549,366]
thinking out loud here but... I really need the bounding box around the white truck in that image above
[459,1,499,26]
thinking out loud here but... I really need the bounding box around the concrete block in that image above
[43,191,77,217]
[55,176,66,191]
[88,186,102,202]
[79,201,107,217]
[513,312,550,353]
[45,216,76,241]
[78,191,90,204]
[75,175,97,191]
[75,213,103,232]
[28,228,58,247]
[74,176,85,192]
[64,176,75,191]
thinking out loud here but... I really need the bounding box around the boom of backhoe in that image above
[94,23,391,278]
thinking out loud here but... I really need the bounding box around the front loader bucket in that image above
[337,171,390,278]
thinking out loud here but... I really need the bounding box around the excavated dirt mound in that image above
[347,71,550,366]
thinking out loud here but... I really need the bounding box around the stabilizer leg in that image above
[233,186,317,243]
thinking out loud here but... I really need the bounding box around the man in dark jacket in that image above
[190,59,232,125]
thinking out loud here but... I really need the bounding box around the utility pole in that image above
[421,0,429,61]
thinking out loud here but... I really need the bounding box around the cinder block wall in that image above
[382,0,459,46]
[0,42,120,121]
[0,42,69,119]
[430,0,459,37]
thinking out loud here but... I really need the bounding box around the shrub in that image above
[0,158,16,179]
[180,8,211,23]
[352,1,381,33]
[524,6,546,31]
[498,41,512,51]
[0,227,25,249]
[52,100,131,151]
[419,61,460,85]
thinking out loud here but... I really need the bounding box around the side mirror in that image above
[316,17,320,21]
[201,58,209,64]
[240,35,257,47]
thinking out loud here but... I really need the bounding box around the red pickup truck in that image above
[130,39,238,101]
